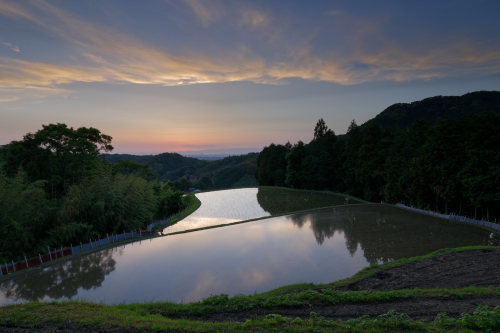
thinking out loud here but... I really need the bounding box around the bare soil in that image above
[341,248,500,291]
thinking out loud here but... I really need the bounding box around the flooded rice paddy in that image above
[1,188,498,305]
[162,187,362,233]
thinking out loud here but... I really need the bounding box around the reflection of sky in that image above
[163,188,270,233]
[0,216,369,305]
[1,203,498,305]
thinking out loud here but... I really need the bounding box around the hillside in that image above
[257,90,500,221]
[105,152,259,190]
[365,90,500,130]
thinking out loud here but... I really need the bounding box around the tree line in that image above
[0,124,186,262]
[257,115,500,222]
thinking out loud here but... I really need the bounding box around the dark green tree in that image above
[313,118,334,140]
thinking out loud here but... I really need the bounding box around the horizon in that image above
[110,147,262,156]
[2,0,500,154]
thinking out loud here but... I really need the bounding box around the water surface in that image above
[163,187,361,233]
[1,203,498,305]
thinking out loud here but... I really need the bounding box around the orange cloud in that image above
[0,58,106,88]
[1,0,500,96]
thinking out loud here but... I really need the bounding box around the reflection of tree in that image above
[256,187,347,216]
[0,248,117,301]
[287,205,500,264]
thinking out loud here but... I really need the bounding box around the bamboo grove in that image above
[0,124,186,262]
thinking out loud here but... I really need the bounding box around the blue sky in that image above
[1,0,500,154]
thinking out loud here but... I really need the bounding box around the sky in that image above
[1,0,500,154]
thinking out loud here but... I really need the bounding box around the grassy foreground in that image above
[1,246,499,332]
[1,301,499,332]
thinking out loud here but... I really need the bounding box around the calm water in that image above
[1,203,498,305]
[163,187,361,233]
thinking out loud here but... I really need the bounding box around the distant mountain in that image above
[364,91,500,130]
[178,147,261,157]
[104,152,259,190]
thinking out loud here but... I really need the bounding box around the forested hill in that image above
[365,91,500,130]
[257,91,500,222]
[105,152,258,190]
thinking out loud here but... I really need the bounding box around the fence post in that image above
[124,231,127,240]
[48,246,52,261]
[80,242,83,250]
[24,255,29,268]
[4,263,8,274]
[90,239,93,249]
[39,253,43,265]
[12,260,16,272]
[60,246,63,257]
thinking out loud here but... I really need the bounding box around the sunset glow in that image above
[1,0,500,153]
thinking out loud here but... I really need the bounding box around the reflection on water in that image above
[164,187,358,233]
[287,205,500,264]
[163,188,269,233]
[0,248,116,303]
[1,203,499,305]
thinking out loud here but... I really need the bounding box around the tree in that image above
[112,160,156,181]
[285,141,306,188]
[3,123,113,196]
[313,118,334,141]
[256,143,290,186]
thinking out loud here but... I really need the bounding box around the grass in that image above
[152,193,202,231]
[1,301,499,332]
[255,186,367,216]
[119,286,500,320]
[1,246,500,332]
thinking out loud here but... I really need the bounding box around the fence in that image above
[0,229,157,277]
[146,211,184,231]
[0,208,192,277]
[395,203,500,231]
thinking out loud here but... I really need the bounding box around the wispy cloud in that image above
[181,0,221,26]
[0,58,106,88]
[239,8,270,29]
[0,95,18,103]
[1,41,20,53]
[1,0,499,97]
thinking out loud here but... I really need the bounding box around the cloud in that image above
[1,41,20,53]
[1,0,500,97]
[181,0,220,26]
[0,58,106,88]
[0,95,18,103]
[239,8,270,29]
